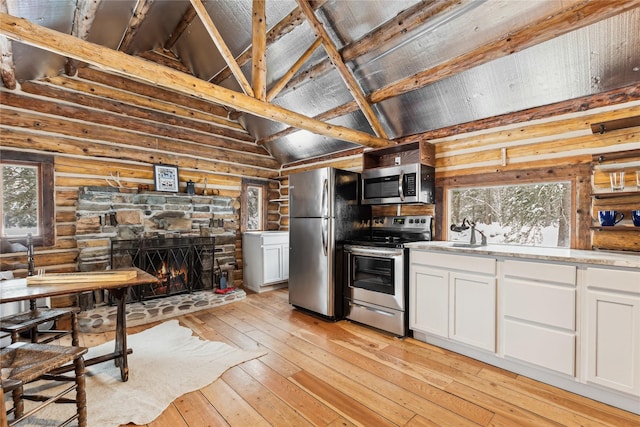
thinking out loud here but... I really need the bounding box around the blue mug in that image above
[598,210,624,226]
[632,210,640,227]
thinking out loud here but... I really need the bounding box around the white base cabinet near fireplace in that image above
[409,251,496,352]
[242,231,289,293]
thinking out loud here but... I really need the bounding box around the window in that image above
[448,182,571,247]
[241,178,268,232]
[0,151,54,249]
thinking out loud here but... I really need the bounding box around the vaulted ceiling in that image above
[1,0,639,166]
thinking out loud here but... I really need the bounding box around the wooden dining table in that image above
[0,267,158,381]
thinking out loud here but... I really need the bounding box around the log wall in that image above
[0,67,281,290]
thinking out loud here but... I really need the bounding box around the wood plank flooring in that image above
[71,289,639,427]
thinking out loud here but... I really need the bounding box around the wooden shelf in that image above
[269,198,288,203]
[590,226,639,231]
[592,190,640,199]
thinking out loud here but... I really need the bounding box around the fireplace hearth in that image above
[111,236,217,302]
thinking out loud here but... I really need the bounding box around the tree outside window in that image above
[449,182,571,247]
[241,178,268,232]
[2,164,39,237]
[246,185,263,231]
[0,151,54,249]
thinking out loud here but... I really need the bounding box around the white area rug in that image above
[13,320,267,426]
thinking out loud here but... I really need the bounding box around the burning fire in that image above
[155,261,189,293]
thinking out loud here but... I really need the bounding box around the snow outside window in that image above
[448,182,572,248]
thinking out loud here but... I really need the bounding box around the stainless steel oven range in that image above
[343,215,432,336]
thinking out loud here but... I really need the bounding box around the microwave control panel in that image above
[403,173,417,196]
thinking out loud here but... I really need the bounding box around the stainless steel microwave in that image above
[361,163,435,205]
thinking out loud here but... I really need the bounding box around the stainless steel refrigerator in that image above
[288,167,370,318]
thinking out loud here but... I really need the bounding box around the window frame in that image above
[434,164,592,249]
[0,150,55,247]
[240,178,268,232]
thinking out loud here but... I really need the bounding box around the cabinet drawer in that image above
[503,260,575,285]
[503,319,575,376]
[503,279,575,330]
[261,233,289,245]
[585,267,640,294]
[411,251,495,275]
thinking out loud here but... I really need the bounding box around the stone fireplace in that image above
[74,186,238,307]
[111,236,217,302]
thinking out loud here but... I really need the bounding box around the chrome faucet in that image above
[450,218,487,246]
[469,221,487,246]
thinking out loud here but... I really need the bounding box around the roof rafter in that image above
[210,0,327,85]
[266,37,321,102]
[64,0,101,76]
[165,4,197,51]
[118,0,153,53]
[190,0,254,97]
[0,11,390,150]
[295,0,388,138]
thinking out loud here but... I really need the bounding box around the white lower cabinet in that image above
[501,259,577,376]
[242,231,289,293]
[410,251,496,352]
[409,247,640,414]
[584,267,640,397]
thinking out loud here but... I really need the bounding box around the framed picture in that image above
[153,164,179,193]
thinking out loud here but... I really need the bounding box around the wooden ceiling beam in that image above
[165,4,197,50]
[210,0,327,85]
[0,0,16,90]
[259,99,358,145]
[281,0,461,97]
[295,0,388,139]
[0,12,390,149]
[64,0,101,76]
[267,0,639,143]
[190,0,254,97]
[252,0,267,101]
[118,0,153,53]
[266,37,321,102]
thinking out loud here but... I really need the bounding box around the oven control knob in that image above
[421,218,426,223]
[409,219,414,223]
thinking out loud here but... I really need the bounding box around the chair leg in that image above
[11,385,23,420]
[74,355,87,427]
[70,312,79,347]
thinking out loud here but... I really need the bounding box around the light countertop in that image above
[406,241,640,269]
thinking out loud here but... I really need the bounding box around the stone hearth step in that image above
[77,288,246,333]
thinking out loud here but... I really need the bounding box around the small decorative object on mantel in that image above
[186,179,196,195]
[153,164,179,193]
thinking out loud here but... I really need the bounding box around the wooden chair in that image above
[1,342,88,427]
[0,305,80,347]
[1,269,80,347]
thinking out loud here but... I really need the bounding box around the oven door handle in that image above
[352,302,396,317]
[344,247,403,258]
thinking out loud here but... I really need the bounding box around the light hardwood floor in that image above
[73,288,638,427]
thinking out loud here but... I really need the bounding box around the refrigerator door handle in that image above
[321,217,328,256]
[321,178,328,217]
